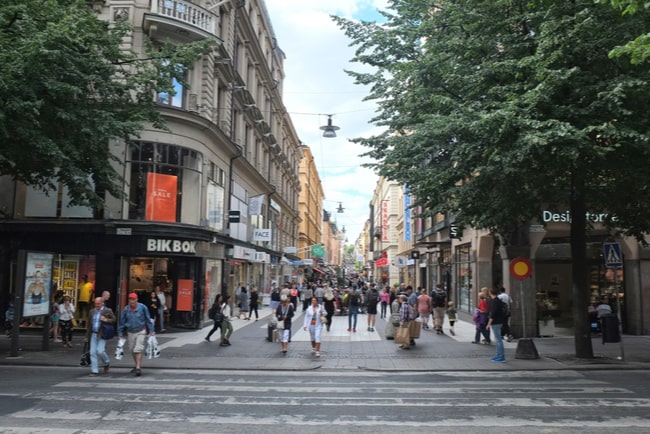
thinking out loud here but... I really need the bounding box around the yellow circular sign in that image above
[510,258,532,280]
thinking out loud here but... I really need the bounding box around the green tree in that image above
[597,0,650,64]
[334,0,650,358]
[0,0,213,209]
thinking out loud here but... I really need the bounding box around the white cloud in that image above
[264,0,389,243]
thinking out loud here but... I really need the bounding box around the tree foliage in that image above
[598,0,650,64]
[334,0,650,357]
[0,0,213,209]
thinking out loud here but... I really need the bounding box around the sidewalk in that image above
[1,309,648,372]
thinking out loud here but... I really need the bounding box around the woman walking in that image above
[379,287,390,319]
[323,288,335,332]
[205,294,222,342]
[303,296,327,357]
[276,295,294,354]
[58,296,75,348]
[239,287,249,320]
[249,287,259,321]
[219,295,233,347]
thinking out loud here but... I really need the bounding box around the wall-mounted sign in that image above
[146,239,196,254]
[253,228,272,241]
[228,210,241,223]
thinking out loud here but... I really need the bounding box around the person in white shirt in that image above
[303,297,327,357]
[219,295,233,347]
[497,287,513,342]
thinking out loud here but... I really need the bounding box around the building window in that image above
[127,142,202,223]
[157,61,186,108]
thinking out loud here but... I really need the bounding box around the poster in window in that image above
[177,279,194,312]
[23,251,54,318]
[145,172,178,222]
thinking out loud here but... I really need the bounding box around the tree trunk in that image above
[570,174,594,359]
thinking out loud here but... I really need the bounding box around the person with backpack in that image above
[432,284,447,334]
[365,284,379,331]
[346,287,360,332]
[204,294,223,342]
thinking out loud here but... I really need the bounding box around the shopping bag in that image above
[146,335,161,359]
[395,326,410,344]
[409,319,421,339]
[114,338,126,360]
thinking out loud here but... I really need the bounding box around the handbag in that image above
[71,318,78,328]
[320,315,328,325]
[395,326,410,344]
[276,321,284,330]
[101,322,115,340]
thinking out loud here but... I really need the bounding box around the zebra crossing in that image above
[1,367,650,433]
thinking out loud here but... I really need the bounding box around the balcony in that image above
[144,0,221,43]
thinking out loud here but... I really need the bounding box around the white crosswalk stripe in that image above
[2,370,650,433]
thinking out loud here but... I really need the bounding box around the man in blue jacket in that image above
[118,293,154,376]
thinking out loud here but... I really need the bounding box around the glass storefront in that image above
[535,240,626,330]
[118,256,200,329]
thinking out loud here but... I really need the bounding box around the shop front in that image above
[1,221,217,331]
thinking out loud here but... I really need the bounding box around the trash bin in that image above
[601,314,621,343]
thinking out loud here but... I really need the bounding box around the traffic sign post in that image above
[510,257,539,360]
[603,242,625,361]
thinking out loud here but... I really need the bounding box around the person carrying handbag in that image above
[84,297,116,376]
[276,295,294,354]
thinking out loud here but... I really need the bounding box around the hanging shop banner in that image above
[381,200,389,242]
[176,279,194,312]
[23,251,54,318]
[145,172,178,222]
[311,244,325,258]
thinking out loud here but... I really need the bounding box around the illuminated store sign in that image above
[146,239,197,254]
[541,211,618,223]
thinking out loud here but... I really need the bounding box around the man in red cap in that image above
[118,293,154,376]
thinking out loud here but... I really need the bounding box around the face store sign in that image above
[146,238,197,254]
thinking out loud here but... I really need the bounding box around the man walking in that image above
[486,287,507,363]
[118,293,154,377]
[85,297,115,376]
[432,284,447,334]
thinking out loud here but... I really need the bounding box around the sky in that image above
[264,0,389,244]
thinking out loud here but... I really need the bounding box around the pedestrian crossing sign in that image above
[604,242,623,268]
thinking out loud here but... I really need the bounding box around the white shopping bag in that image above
[114,337,126,360]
